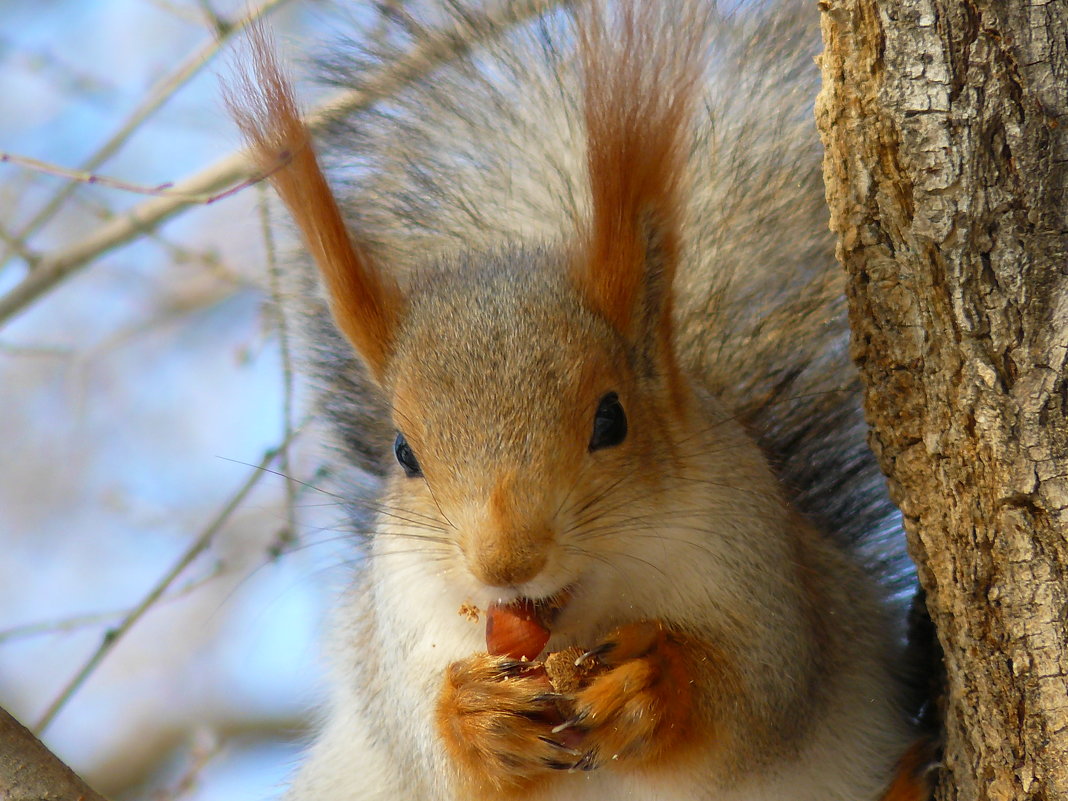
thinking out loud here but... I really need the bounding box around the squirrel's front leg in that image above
[435,654,582,796]
[437,622,715,793]
[562,620,703,770]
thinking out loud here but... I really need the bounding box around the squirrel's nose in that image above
[468,527,552,587]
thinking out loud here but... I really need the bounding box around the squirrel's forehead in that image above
[389,291,622,450]
[397,273,601,384]
[387,259,627,449]
[394,310,590,411]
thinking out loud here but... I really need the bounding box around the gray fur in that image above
[292,0,910,590]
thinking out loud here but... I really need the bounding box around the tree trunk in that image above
[816,1,1068,799]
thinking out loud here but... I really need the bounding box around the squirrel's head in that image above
[227,4,714,613]
[379,248,689,597]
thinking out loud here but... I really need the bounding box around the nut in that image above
[485,599,550,660]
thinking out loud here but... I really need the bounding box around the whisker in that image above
[215,456,350,501]
[368,511,450,533]
[377,530,459,548]
[566,542,672,582]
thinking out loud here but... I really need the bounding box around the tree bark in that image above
[816,1,1068,800]
[0,705,110,801]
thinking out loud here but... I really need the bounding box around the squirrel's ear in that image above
[225,25,402,380]
[571,1,706,366]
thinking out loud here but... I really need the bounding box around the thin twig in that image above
[0,0,296,273]
[151,729,223,801]
[32,432,300,735]
[67,185,241,284]
[0,610,126,645]
[0,150,249,329]
[138,0,211,27]
[0,559,231,646]
[0,150,270,202]
[259,186,298,553]
[0,219,38,267]
[0,0,561,330]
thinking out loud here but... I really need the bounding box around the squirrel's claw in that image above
[537,735,582,757]
[543,746,598,773]
[568,621,694,765]
[496,658,543,677]
[572,749,599,772]
[551,707,590,734]
[576,641,615,665]
[436,653,572,792]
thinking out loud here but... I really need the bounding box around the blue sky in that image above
[0,2,348,798]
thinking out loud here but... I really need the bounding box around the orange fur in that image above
[436,655,563,798]
[573,0,708,351]
[473,475,555,586]
[878,738,935,801]
[571,621,704,767]
[225,25,402,378]
[435,620,720,799]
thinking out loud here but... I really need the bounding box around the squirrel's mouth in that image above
[496,586,573,627]
[489,582,574,621]
[529,586,573,626]
[485,586,575,660]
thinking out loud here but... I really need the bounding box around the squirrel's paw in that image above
[561,620,694,770]
[436,654,580,793]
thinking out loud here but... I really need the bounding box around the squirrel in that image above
[227,1,934,799]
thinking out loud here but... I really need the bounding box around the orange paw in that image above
[558,620,695,769]
[436,654,581,795]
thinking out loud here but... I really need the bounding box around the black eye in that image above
[394,431,422,477]
[589,392,627,451]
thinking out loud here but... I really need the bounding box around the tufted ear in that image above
[571,1,708,372]
[225,25,403,380]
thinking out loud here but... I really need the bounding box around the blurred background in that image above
[0,1,360,798]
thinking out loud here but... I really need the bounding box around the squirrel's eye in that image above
[394,431,422,477]
[589,392,627,451]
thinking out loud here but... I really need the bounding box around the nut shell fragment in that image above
[544,646,600,694]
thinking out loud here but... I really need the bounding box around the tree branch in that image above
[0,0,559,330]
[0,705,110,801]
[32,432,300,735]
[0,0,298,273]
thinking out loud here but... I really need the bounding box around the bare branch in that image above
[33,431,301,735]
[0,0,560,330]
[0,150,253,201]
[0,610,125,645]
[0,704,110,801]
[0,0,297,272]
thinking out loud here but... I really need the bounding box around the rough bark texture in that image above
[0,705,110,801]
[816,1,1068,800]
